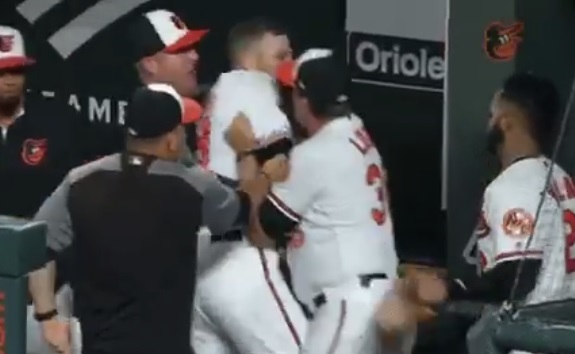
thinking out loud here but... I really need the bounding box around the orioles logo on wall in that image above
[21,138,48,166]
[483,21,524,62]
[502,208,534,237]
[0,35,14,53]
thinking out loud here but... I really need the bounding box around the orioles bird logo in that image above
[21,139,48,166]
[483,21,524,62]
[0,35,14,53]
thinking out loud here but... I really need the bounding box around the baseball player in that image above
[26,10,206,354]
[244,48,399,353]
[414,73,574,354]
[192,18,308,354]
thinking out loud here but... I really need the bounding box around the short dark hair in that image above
[227,17,286,58]
[500,72,560,148]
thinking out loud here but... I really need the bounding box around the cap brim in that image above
[276,60,296,87]
[182,98,203,124]
[0,57,35,70]
[164,29,209,54]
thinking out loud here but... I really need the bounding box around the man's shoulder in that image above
[68,154,121,184]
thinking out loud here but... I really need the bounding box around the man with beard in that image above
[0,25,93,219]
[245,48,398,353]
[409,73,575,354]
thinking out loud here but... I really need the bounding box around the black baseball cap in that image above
[276,48,349,106]
[125,83,203,139]
[128,9,209,61]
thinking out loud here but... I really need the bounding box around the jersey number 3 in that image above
[366,163,386,225]
[564,210,575,273]
[350,128,387,226]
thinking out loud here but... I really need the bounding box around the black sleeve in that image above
[258,197,298,241]
[447,259,542,303]
[248,137,293,165]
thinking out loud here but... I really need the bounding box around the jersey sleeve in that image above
[34,174,74,253]
[240,86,288,140]
[267,144,320,222]
[482,183,557,266]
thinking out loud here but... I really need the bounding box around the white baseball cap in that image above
[0,26,35,70]
[127,9,209,61]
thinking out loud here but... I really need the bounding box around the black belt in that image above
[313,273,388,308]
[210,229,243,243]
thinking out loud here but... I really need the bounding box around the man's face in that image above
[0,67,25,116]
[164,125,187,160]
[154,47,199,97]
[256,33,292,76]
[292,89,312,134]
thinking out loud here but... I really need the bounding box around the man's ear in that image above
[139,56,158,77]
[226,113,257,152]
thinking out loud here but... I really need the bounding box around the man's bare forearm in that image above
[239,172,276,248]
[29,261,57,313]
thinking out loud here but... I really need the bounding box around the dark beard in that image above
[0,95,22,117]
[486,124,504,156]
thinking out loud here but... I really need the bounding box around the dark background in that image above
[1,0,445,264]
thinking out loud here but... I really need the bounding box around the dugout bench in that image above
[0,216,47,354]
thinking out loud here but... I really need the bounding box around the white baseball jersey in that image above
[474,156,575,304]
[269,114,398,305]
[196,69,291,179]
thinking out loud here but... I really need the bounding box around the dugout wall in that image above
[2,0,448,263]
[445,0,575,279]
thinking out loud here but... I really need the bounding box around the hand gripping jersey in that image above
[269,114,398,305]
[196,70,291,180]
[474,156,575,304]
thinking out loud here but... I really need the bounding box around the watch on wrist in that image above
[34,309,58,322]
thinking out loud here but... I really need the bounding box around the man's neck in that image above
[0,101,24,127]
[306,116,331,137]
[499,138,540,169]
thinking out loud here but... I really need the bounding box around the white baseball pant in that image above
[192,246,308,354]
[299,277,414,354]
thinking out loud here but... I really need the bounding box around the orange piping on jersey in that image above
[257,249,302,347]
[268,192,301,222]
[494,250,543,262]
[474,212,491,239]
[549,176,575,202]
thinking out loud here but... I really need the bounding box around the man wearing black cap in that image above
[127,9,207,164]
[128,9,208,98]
[0,25,94,219]
[246,49,398,353]
[28,83,252,354]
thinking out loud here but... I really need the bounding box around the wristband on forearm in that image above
[34,309,58,322]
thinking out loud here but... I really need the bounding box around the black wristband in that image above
[34,309,58,322]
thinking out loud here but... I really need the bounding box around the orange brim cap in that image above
[0,56,35,70]
[182,98,203,124]
[276,60,297,87]
[164,29,209,53]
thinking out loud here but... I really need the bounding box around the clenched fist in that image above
[261,154,290,182]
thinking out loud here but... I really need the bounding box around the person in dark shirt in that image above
[0,25,93,218]
[28,83,248,354]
